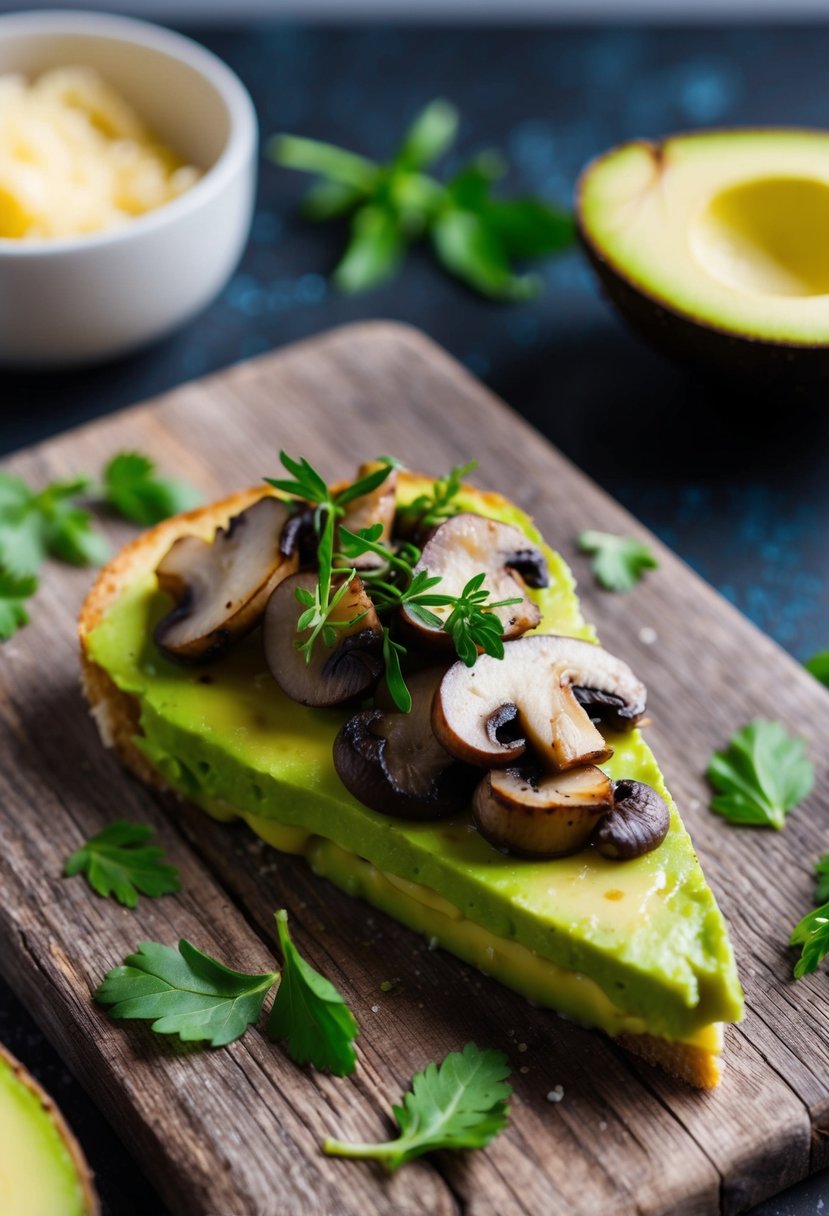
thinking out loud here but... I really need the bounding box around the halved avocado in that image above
[0,1044,98,1216]
[577,129,829,377]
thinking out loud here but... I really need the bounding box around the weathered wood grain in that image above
[1,321,828,1215]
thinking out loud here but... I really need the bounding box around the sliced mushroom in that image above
[400,514,548,647]
[433,634,647,772]
[594,780,670,860]
[340,462,398,570]
[264,570,383,706]
[473,766,614,858]
[333,669,477,819]
[154,497,298,662]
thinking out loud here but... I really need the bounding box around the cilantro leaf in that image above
[64,821,181,908]
[270,99,571,299]
[0,569,37,640]
[815,855,829,905]
[805,651,829,687]
[707,719,814,830]
[334,205,405,294]
[578,530,658,593]
[96,940,279,1047]
[267,909,358,1076]
[324,1042,511,1170]
[791,904,829,978]
[103,452,200,526]
[0,472,108,575]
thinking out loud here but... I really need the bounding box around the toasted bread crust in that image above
[78,477,723,1090]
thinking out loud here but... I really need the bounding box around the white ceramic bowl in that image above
[0,10,257,367]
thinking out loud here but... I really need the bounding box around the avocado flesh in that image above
[0,1050,90,1216]
[87,483,743,1044]
[579,129,829,345]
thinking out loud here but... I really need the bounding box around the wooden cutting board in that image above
[2,322,828,1216]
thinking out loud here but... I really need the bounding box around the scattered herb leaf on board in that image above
[578,530,658,593]
[814,855,829,905]
[791,905,829,979]
[805,651,829,687]
[0,569,37,639]
[267,910,358,1076]
[95,940,280,1047]
[707,719,814,830]
[64,821,181,908]
[103,452,201,526]
[96,910,359,1066]
[324,1042,511,1170]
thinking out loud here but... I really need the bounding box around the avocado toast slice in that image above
[79,470,743,1088]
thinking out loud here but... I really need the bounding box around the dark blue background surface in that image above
[2,22,829,1215]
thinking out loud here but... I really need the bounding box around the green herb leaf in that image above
[96,940,279,1047]
[270,100,571,299]
[431,208,538,300]
[333,205,405,294]
[0,569,37,640]
[485,198,574,259]
[805,651,829,687]
[270,134,378,191]
[64,821,181,909]
[382,628,412,713]
[324,1042,511,1170]
[707,719,814,830]
[267,910,358,1075]
[334,462,393,507]
[399,460,477,531]
[815,855,829,905]
[103,452,200,526]
[396,99,458,170]
[265,450,331,505]
[791,903,829,978]
[0,473,108,576]
[578,530,658,593]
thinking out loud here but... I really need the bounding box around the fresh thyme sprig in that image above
[397,459,477,533]
[338,526,520,709]
[267,455,519,712]
[265,453,394,664]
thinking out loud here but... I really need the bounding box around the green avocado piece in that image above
[577,130,829,373]
[87,482,743,1043]
[0,1045,95,1216]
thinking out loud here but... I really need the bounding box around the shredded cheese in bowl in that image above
[0,66,201,240]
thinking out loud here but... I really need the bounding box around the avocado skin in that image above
[577,222,829,386]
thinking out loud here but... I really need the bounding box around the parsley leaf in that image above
[64,821,181,908]
[815,855,829,905]
[0,473,108,577]
[267,910,358,1076]
[0,569,37,639]
[324,1042,511,1170]
[805,651,829,687]
[578,530,658,593]
[95,941,279,1047]
[707,719,814,830]
[270,99,572,299]
[791,905,829,978]
[103,452,200,526]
